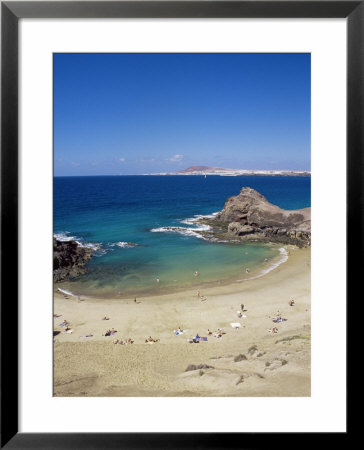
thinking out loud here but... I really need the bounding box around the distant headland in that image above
[150,166,311,177]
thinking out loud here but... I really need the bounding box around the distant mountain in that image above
[176,166,228,174]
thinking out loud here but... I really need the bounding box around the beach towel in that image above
[174,330,185,335]
[230,322,241,329]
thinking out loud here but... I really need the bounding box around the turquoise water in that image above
[54,175,310,297]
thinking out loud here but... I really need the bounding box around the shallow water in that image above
[54,175,310,297]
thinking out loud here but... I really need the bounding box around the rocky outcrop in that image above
[206,187,310,247]
[53,238,94,282]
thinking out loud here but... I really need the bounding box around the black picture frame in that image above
[1,1,357,448]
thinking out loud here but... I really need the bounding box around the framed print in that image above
[1,1,358,447]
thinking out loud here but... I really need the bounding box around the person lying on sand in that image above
[145,336,159,343]
[104,328,117,336]
[212,328,226,338]
[267,327,278,334]
[213,331,223,338]
[102,316,110,320]
[63,327,73,333]
[53,314,62,318]
[188,334,208,343]
[272,316,287,323]
[174,328,185,335]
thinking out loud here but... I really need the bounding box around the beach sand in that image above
[53,246,311,397]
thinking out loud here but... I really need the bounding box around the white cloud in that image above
[166,154,183,162]
[119,157,125,162]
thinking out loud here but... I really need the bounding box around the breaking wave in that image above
[150,224,212,239]
[54,231,103,253]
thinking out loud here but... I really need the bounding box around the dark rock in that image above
[207,187,310,247]
[234,354,247,362]
[53,238,94,282]
[185,363,214,372]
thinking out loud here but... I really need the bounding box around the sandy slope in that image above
[53,247,311,397]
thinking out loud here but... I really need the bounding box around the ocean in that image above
[54,175,311,298]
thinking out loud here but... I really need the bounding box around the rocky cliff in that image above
[53,238,94,282]
[205,187,311,247]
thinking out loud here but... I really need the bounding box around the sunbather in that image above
[145,336,158,343]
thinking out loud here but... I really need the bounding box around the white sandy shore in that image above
[54,246,311,397]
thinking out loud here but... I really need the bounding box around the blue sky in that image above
[54,53,310,176]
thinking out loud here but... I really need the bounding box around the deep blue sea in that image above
[54,175,311,298]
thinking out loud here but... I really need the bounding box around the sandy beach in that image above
[53,246,311,397]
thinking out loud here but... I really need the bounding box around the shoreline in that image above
[54,242,293,300]
[54,246,311,397]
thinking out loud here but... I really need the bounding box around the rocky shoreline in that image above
[197,187,311,247]
[53,238,94,282]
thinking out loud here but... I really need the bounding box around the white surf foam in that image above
[57,288,76,297]
[115,241,137,248]
[235,247,289,282]
[75,241,102,251]
[54,231,76,242]
[54,232,102,252]
[150,224,212,239]
[107,241,139,248]
[180,212,218,225]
